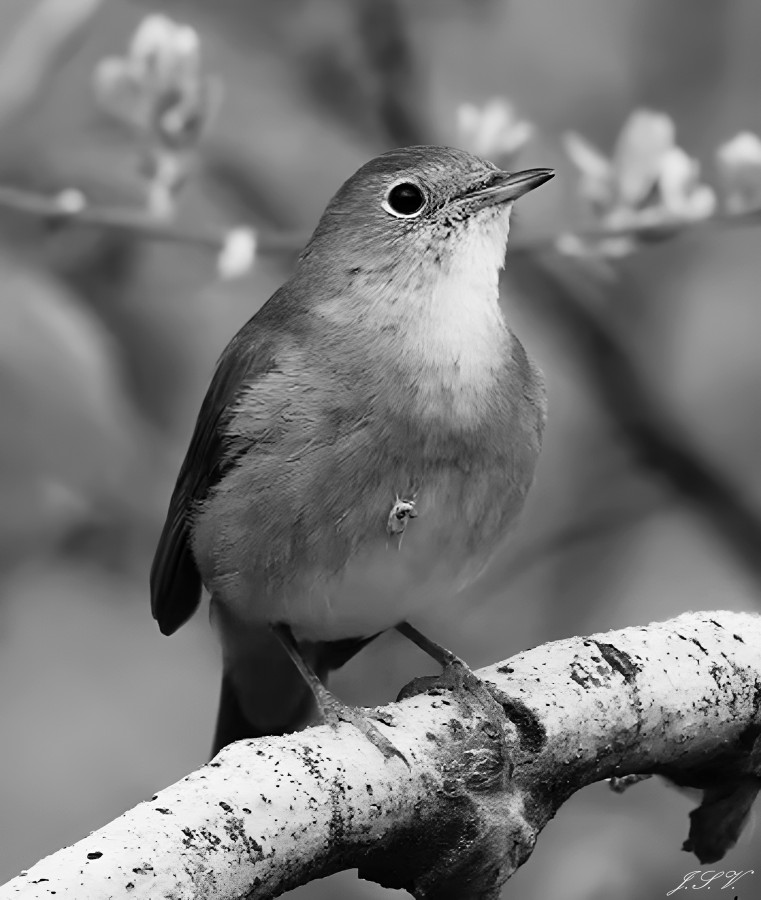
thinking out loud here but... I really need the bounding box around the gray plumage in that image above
[150,146,549,752]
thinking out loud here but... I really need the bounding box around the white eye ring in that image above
[382,180,427,218]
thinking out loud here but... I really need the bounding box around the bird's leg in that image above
[272,624,406,764]
[396,621,508,722]
[396,620,466,668]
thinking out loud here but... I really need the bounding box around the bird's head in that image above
[301,145,553,283]
[296,146,553,423]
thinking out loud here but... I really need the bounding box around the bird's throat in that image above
[398,275,509,425]
[310,208,513,427]
[388,218,511,426]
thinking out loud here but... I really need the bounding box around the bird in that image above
[150,145,552,757]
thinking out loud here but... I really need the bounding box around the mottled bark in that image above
[3,610,760,899]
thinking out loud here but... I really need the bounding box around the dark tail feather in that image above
[211,611,378,757]
[212,668,318,754]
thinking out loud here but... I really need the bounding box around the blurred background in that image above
[1,0,760,897]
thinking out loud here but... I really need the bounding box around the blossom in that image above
[93,15,220,216]
[94,15,215,142]
[562,110,715,256]
[456,98,533,164]
[217,228,256,280]
[657,147,715,221]
[716,132,761,214]
[55,189,86,216]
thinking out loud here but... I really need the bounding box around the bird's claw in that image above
[320,694,408,765]
[439,659,505,713]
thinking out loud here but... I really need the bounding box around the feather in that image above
[150,311,281,634]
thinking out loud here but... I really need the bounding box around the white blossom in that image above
[613,110,675,207]
[562,109,715,257]
[217,228,256,280]
[457,98,533,164]
[658,147,716,221]
[716,131,761,214]
[55,189,87,215]
[93,14,219,216]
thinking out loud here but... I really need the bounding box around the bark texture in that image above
[2,610,761,899]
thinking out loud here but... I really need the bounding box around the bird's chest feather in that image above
[194,377,541,641]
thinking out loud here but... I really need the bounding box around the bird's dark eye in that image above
[383,182,426,218]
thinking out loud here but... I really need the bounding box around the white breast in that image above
[395,206,513,423]
[311,202,515,425]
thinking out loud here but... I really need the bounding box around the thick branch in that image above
[2,611,761,899]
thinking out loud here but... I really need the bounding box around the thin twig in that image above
[0,186,298,257]
[0,180,758,263]
[510,206,761,254]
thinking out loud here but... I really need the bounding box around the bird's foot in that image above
[272,623,406,764]
[438,657,506,715]
[317,689,408,765]
[396,621,509,734]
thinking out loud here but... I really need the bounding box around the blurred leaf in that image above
[0,253,148,557]
[683,779,760,864]
[0,0,104,135]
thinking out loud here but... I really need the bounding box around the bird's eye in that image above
[383,182,426,218]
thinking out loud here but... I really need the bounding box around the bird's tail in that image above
[211,623,322,756]
[211,606,377,757]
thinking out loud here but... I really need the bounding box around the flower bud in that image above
[717,132,761,214]
[218,228,257,280]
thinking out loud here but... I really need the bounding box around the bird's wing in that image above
[150,321,278,636]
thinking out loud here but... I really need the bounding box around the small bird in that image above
[150,146,552,756]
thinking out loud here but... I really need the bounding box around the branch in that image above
[0,179,759,273]
[510,206,761,256]
[510,254,761,588]
[354,0,429,146]
[0,185,221,247]
[3,611,761,899]
[0,186,296,278]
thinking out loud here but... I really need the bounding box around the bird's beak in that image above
[465,168,555,210]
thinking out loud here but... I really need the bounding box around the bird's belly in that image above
[243,465,521,643]
[278,524,488,642]
[198,450,533,644]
